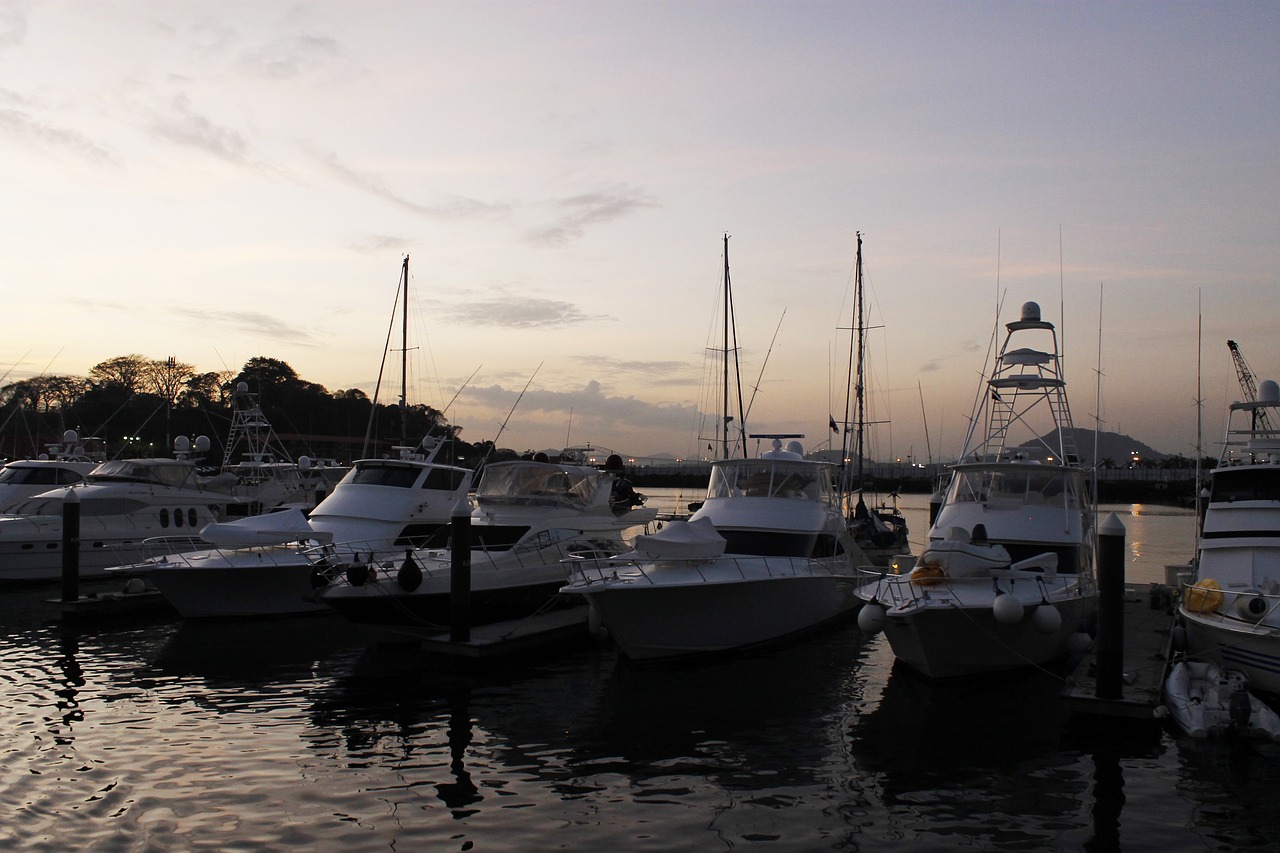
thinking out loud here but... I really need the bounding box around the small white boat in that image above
[322,458,656,632]
[113,438,473,618]
[1163,659,1280,740]
[562,439,868,661]
[1178,376,1280,695]
[854,301,1097,678]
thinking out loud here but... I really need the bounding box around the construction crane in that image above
[1228,339,1274,432]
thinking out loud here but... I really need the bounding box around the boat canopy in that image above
[707,459,833,503]
[475,461,604,509]
[87,459,200,488]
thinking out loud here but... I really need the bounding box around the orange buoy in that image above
[1184,578,1223,614]
[910,564,946,586]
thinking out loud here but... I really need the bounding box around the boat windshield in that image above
[946,466,1083,507]
[476,462,601,508]
[88,460,197,488]
[707,460,832,502]
[346,462,422,489]
[0,465,83,486]
[1210,468,1280,502]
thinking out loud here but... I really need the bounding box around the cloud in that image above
[150,94,249,164]
[463,379,699,430]
[569,354,693,380]
[0,2,27,50]
[526,184,659,245]
[313,148,511,219]
[434,293,608,329]
[170,306,324,345]
[238,33,342,79]
[0,108,116,164]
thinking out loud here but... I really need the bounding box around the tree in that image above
[89,355,151,393]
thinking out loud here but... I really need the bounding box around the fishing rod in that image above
[481,362,542,466]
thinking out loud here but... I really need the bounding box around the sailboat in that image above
[836,233,910,565]
[855,300,1097,678]
[116,256,475,617]
[561,236,870,661]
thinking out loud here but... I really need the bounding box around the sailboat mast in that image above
[855,232,866,486]
[400,254,409,449]
[722,234,731,460]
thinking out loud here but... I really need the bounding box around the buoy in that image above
[1032,602,1062,635]
[993,592,1024,625]
[858,602,887,635]
[1067,631,1093,655]
[398,550,423,592]
[346,554,369,587]
[1235,593,1268,622]
[1170,623,1187,651]
[1184,579,1223,613]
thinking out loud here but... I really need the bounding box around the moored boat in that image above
[1178,377,1280,694]
[854,301,1097,678]
[1163,658,1280,740]
[562,438,868,661]
[321,457,656,632]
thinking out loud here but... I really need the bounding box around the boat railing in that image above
[1181,579,1280,628]
[564,554,850,587]
[856,566,1086,609]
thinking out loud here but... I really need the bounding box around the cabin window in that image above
[1211,469,1280,503]
[188,508,198,527]
[423,468,467,491]
[159,509,170,528]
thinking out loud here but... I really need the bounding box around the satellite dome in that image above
[1020,302,1041,322]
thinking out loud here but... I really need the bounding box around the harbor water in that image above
[4,492,1277,851]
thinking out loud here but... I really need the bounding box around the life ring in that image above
[1184,578,1223,614]
[910,564,946,586]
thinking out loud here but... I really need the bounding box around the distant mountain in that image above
[1014,429,1170,467]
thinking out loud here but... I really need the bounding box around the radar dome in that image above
[1260,379,1279,404]
[1020,302,1041,322]
[174,435,191,452]
[237,381,249,394]
[194,435,211,453]
[63,429,79,444]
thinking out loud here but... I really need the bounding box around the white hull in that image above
[857,561,1096,679]
[579,567,860,661]
[133,545,329,618]
[0,518,211,582]
[1180,605,1280,697]
[873,592,1094,679]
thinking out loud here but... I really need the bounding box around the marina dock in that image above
[1062,581,1175,721]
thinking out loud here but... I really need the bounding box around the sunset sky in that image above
[2,1,1277,461]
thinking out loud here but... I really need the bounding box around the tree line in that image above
[0,354,510,467]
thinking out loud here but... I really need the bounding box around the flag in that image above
[829,415,839,433]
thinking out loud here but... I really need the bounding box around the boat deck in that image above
[1062,582,1175,720]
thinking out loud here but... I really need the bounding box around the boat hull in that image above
[138,549,329,618]
[1180,607,1280,697]
[578,571,861,661]
[872,592,1095,679]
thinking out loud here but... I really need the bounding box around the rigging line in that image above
[484,362,542,465]
[361,261,406,459]
[743,308,785,423]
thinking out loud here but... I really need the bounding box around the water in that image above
[3,493,1277,851]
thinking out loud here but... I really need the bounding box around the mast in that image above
[838,232,865,492]
[855,232,866,486]
[722,234,730,459]
[400,254,409,450]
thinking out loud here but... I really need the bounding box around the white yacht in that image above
[321,458,656,633]
[1178,378,1280,694]
[854,301,1096,678]
[0,437,261,583]
[562,438,867,661]
[118,438,474,618]
[0,430,103,513]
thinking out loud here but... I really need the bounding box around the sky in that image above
[2,1,1278,462]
